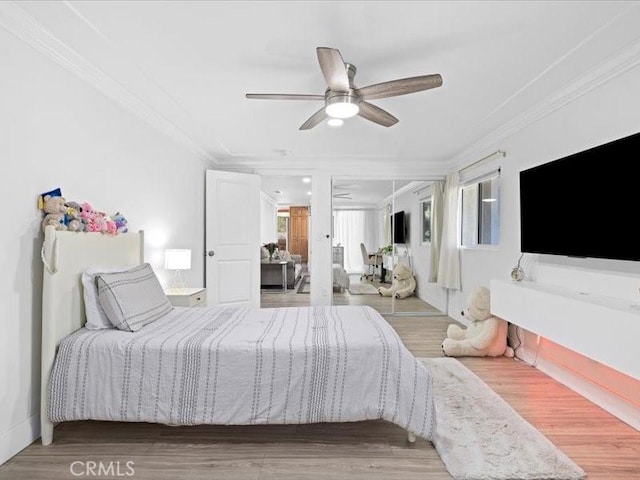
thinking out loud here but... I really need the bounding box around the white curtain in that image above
[334,209,377,274]
[382,205,391,246]
[429,181,444,282]
[437,173,461,290]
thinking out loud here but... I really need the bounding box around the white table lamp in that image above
[164,249,191,290]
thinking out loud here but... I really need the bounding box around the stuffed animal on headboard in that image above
[64,201,84,232]
[442,286,514,357]
[41,195,68,232]
[38,189,128,235]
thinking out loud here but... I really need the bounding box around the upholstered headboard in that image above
[40,226,144,444]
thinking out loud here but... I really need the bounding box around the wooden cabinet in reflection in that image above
[289,206,309,264]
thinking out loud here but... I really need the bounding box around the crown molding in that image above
[450,35,640,170]
[0,1,216,163]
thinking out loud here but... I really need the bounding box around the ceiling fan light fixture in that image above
[325,93,360,119]
[327,118,344,127]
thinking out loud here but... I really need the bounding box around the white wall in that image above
[452,59,640,425]
[0,29,209,464]
[260,193,277,245]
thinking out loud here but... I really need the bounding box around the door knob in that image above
[207,250,215,257]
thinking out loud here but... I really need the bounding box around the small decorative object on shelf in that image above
[511,253,525,281]
[264,242,278,261]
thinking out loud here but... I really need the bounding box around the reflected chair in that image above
[360,243,380,281]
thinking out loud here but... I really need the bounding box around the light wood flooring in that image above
[262,273,441,315]
[1,316,639,479]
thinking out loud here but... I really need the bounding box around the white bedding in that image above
[333,264,350,290]
[49,305,435,439]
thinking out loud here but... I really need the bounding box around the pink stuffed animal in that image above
[93,212,108,233]
[80,203,96,229]
[106,218,117,235]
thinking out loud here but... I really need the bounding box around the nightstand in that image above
[164,287,207,307]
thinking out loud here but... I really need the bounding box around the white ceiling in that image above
[10,1,640,173]
[261,176,414,207]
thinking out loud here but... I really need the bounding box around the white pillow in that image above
[82,265,136,330]
[96,263,173,332]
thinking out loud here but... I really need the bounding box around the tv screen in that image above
[520,131,640,262]
[393,211,407,244]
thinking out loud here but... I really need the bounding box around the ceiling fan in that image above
[246,47,443,130]
[332,192,352,200]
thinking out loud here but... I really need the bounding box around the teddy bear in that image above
[378,262,416,299]
[41,195,68,232]
[112,212,128,234]
[442,286,514,357]
[64,201,84,232]
[80,202,106,232]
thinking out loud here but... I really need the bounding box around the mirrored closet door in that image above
[331,178,445,316]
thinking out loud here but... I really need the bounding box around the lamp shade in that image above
[164,249,191,270]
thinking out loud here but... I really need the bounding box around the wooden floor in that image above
[262,273,441,315]
[2,316,639,479]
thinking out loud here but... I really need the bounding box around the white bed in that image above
[41,227,435,445]
[332,263,350,292]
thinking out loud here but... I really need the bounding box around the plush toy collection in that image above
[378,262,416,299]
[442,286,514,358]
[39,188,128,235]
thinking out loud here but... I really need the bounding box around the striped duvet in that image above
[49,305,436,440]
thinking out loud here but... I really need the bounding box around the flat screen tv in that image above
[520,131,640,262]
[393,210,407,244]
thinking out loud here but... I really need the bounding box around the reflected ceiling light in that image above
[482,198,497,202]
[327,118,344,127]
[302,177,311,183]
[307,191,312,195]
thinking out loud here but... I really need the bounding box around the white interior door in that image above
[206,170,260,307]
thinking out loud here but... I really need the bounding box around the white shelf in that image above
[491,279,639,380]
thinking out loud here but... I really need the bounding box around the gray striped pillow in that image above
[96,263,173,332]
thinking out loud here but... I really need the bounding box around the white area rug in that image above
[419,357,585,480]
[348,283,380,295]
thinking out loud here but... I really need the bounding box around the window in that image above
[461,175,500,247]
[421,198,432,244]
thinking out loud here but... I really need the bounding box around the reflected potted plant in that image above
[264,242,278,261]
[381,244,393,255]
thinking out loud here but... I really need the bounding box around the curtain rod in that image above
[459,150,506,173]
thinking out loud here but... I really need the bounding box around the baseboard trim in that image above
[520,350,640,432]
[0,413,40,466]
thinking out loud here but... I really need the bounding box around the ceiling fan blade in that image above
[356,74,443,100]
[316,47,350,92]
[358,102,399,127]
[299,107,327,130]
[246,94,324,100]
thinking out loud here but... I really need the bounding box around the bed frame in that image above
[40,226,144,445]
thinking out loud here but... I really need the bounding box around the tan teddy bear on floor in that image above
[442,286,514,357]
[378,262,416,299]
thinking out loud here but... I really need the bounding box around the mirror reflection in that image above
[332,179,442,316]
